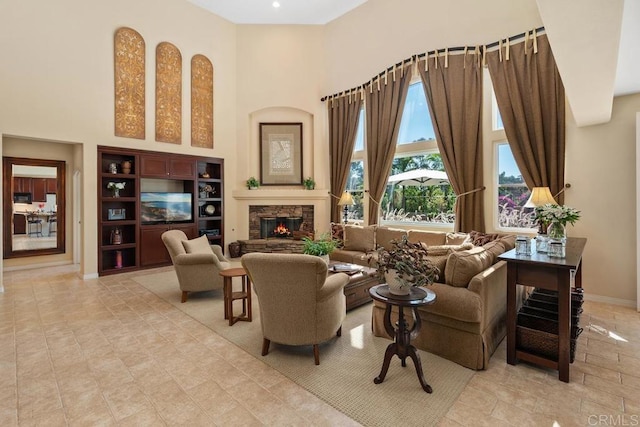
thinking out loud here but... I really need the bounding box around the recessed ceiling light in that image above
[272,1,280,8]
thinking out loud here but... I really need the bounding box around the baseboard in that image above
[584,293,638,310]
[82,273,99,280]
[2,260,72,272]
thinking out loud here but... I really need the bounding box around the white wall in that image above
[323,0,543,94]
[0,0,237,276]
[566,93,640,305]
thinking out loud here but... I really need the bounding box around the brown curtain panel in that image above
[418,53,484,232]
[365,65,412,225]
[486,34,566,203]
[328,94,363,222]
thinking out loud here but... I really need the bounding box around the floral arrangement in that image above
[534,203,581,226]
[371,236,439,288]
[107,182,126,191]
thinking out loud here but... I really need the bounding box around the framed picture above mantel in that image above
[259,122,302,185]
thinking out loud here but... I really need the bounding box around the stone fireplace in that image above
[249,205,314,240]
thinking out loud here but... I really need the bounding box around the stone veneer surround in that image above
[248,205,314,240]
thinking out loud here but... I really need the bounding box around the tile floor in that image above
[1,265,638,426]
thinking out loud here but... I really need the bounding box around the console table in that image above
[498,237,587,382]
[369,284,437,393]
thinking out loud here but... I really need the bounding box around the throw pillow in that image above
[343,225,376,252]
[330,222,344,248]
[182,235,212,254]
[498,234,517,251]
[468,230,501,246]
[482,240,506,262]
[407,230,447,246]
[421,243,474,283]
[376,226,407,251]
[445,232,471,245]
[444,246,494,287]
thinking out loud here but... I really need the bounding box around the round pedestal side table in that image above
[369,284,437,393]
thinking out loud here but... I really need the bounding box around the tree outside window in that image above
[496,142,536,229]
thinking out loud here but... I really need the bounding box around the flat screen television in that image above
[141,192,192,224]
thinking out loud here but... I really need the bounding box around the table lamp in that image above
[523,187,556,208]
[338,191,354,224]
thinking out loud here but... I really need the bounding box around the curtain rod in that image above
[320,26,545,102]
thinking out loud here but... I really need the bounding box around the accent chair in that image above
[161,230,231,302]
[241,253,350,365]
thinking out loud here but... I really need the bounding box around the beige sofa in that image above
[330,224,515,370]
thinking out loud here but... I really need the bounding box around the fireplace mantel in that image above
[232,188,330,201]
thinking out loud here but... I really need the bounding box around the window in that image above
[381,82,454,225]
[496,142,535,229]
[345,108,365,222]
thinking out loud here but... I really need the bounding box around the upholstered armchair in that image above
[161,230,231,302]
[241,253,350,365]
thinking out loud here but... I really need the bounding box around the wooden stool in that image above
[219,267,252,326]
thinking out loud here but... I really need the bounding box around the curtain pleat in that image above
[365,65,412,225]
[329,95,363,222]
[418,53,485,232]
[486,34,566,204]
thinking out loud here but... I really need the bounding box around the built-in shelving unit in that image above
[98,147,139,275]
[196,159,224,249]
[98,146,224,276]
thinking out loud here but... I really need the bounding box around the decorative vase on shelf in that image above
[112,189,120,198]
[384,269,412,296]
[121,160,132,174]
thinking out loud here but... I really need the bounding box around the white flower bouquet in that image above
[534,203,581,226]
[107,182,126,191]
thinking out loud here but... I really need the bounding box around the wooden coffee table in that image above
[329,263,378,311]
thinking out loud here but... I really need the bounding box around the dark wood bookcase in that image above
[98,146,224,276]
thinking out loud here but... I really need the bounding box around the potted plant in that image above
[373,236,439,295]
[303,177,315,190]
[246,177,260,190]
[302,233,337,264]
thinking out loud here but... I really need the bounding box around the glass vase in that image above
[112,188,120,198]
[547,221,566,241]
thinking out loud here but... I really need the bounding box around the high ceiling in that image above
[188,0,368,25]
[188,0,639,126]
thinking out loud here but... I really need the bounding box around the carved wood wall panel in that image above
[114,27,145,140]
[191,54,214,149]
[155,42,182,144]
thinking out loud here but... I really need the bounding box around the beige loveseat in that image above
[330,224,515,370]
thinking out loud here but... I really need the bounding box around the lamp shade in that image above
[338,191,354,206]
[524,187,557,208]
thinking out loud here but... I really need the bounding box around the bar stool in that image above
[27,214,43,237]
[48,214,56,235]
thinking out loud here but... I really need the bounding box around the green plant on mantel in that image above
[302,233,337,256]
[303,177,316,190]
[372,236,439,288]
[246,177,260,189]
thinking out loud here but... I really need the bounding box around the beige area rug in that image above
[132,270,475,427]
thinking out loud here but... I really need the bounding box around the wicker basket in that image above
[516,325,579,363]
[517,311,583,338]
